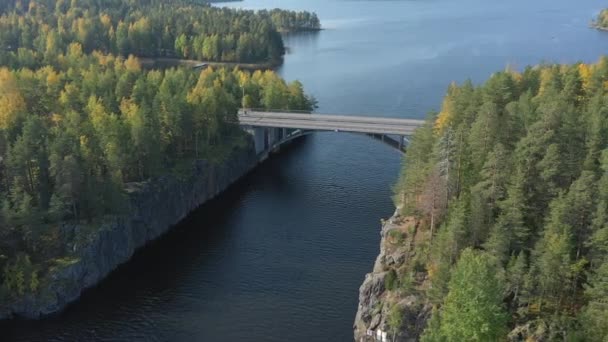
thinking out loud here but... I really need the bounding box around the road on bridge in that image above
[237,110,425,136]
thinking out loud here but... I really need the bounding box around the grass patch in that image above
[388,229,406,245]
[385,269,398,291]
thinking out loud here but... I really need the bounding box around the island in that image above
[592,9,608,30]
[266,9,322,33]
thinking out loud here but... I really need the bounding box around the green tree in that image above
[532,202,577,312]
[395,115,435,214]
[484,171,528,261]
[116,21,130,55]
[579,262,608,341]
[436,248,508,341]
[261,78,289,110]
[469,143,511,245]
[427,199,468,303]
[387,304,404,342]
[506,252,527,306]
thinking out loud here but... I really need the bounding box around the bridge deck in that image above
[238,111,426,136]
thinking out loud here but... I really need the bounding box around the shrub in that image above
[388,229,405,244]
[400,271,415,292]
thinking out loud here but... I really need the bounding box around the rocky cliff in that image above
[0,141,258,320]
[353,213,431,342]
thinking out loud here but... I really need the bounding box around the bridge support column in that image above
[268,127,281,149]
[398,135,405,150]
[248,127,266,155]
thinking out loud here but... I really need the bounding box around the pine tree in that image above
[579,262,608,341]
[506,252,527,306]
[395,116,435,214]
[467,101,498,175]
[470,143,511,245]
[532,195,577,311]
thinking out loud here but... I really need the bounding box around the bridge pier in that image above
[245,126,288,157]
[268,127,280,148]
[245,126,267,155]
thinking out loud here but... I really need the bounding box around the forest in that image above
[0,0,320,66]
[0,0,317,304]
[391,60,608,341]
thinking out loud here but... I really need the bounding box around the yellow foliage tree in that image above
[100,13,112,28]
[434,82,458,133]
[0,68,26,130]
[537,67,554,97]
[124,54,141,72]
[578,63,592,95]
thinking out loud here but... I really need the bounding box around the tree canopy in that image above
[0,0,320,66]
[422,248,508,341]
[0,54,315,301]
[393,59,608,340]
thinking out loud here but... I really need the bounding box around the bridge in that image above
[238,110,426,158]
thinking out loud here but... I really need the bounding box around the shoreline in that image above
[278,27,323,34]
[353,211,431,342]
[590,22,608,31]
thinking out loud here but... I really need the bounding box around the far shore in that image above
[208,0,243,3]
[278,27,323,34]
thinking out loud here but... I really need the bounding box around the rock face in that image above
[353,213,431,342]
[0,142,259,320]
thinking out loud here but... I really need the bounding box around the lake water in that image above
[3,0,607,341]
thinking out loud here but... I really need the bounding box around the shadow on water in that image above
[282,30,321,43]
[1,136,310,341]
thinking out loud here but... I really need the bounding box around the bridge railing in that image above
[240,108,313,114]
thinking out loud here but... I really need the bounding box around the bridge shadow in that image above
[266,130,406,157]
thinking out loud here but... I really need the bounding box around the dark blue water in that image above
[4,0,608,341]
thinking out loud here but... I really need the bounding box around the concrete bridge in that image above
[238,110,426,158]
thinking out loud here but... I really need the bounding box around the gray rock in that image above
[0,141,258,320]
[353,214,430,342]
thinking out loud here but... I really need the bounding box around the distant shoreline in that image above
[593,24,608,32]
[207,0,243,3]
[278,27,323,34]
[208,0,322,33]
[590,19,608,31]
